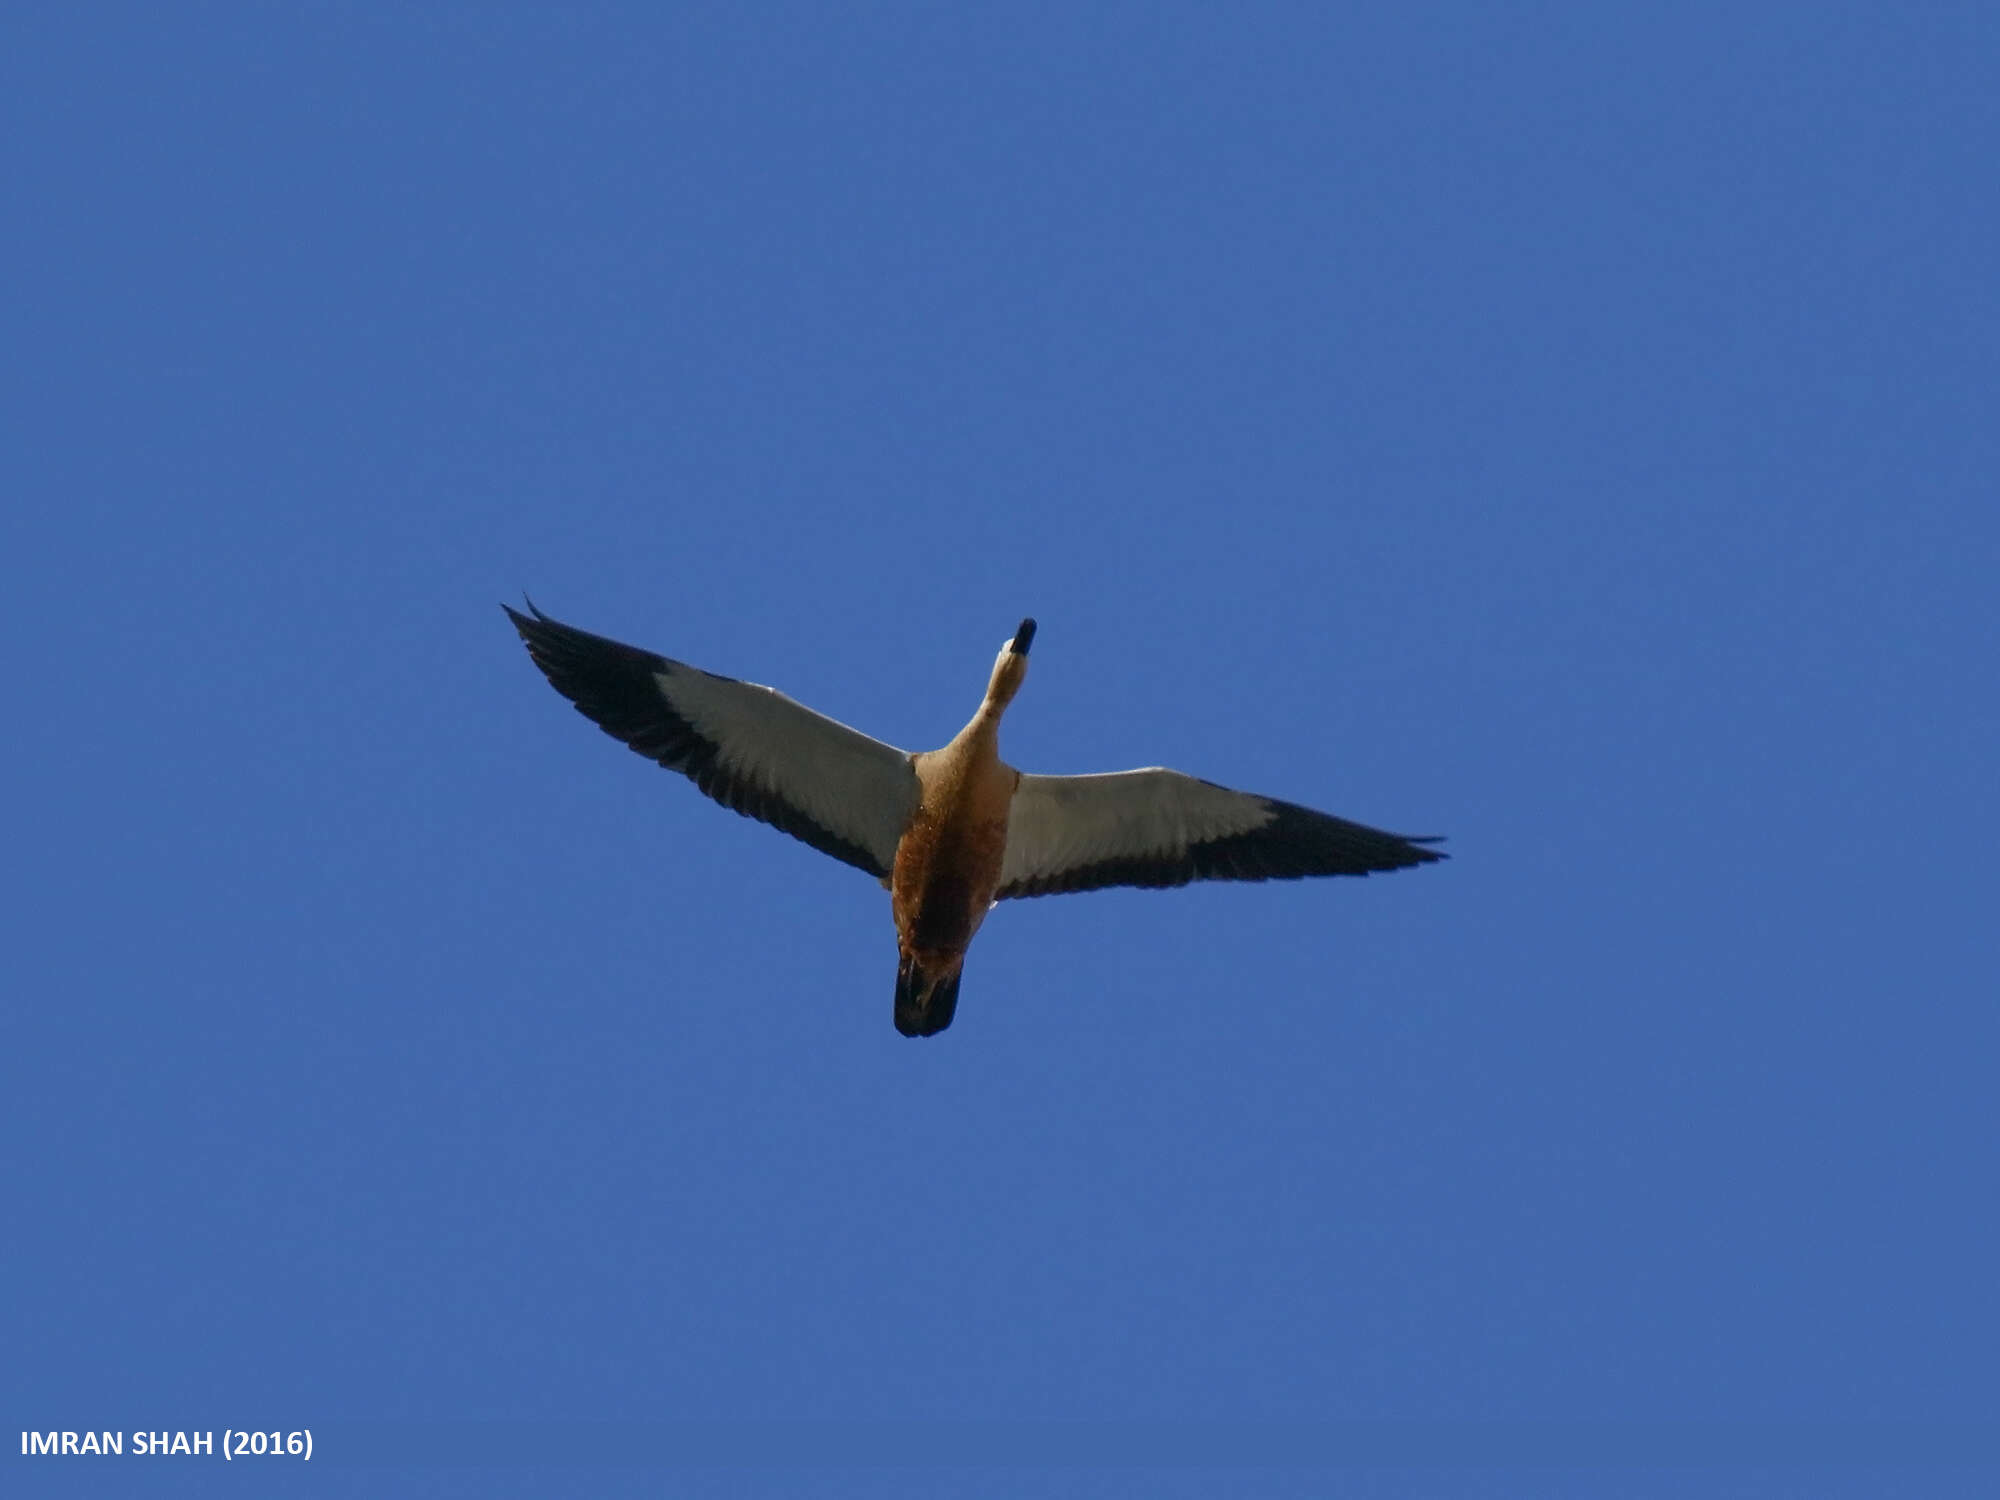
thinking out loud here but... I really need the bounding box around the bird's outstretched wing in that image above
[997,768,1444,899]
[505,603,920,879]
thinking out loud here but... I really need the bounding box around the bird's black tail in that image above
[894,954,964,1037]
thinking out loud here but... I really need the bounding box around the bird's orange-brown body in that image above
[887,637,1029,1034]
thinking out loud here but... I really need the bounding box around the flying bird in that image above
[505,604,1445,1037]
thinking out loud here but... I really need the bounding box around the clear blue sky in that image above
[6,5,1997,1496]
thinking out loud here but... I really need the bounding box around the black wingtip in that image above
[501,595,546,629]
[1010,618,1037,656]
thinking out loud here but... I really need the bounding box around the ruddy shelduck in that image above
[505,605,1445,1037]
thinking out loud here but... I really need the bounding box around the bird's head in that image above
[985,617,1035,709]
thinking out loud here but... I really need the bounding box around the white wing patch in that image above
[999,768,1276,890]
[657,663,918,875]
